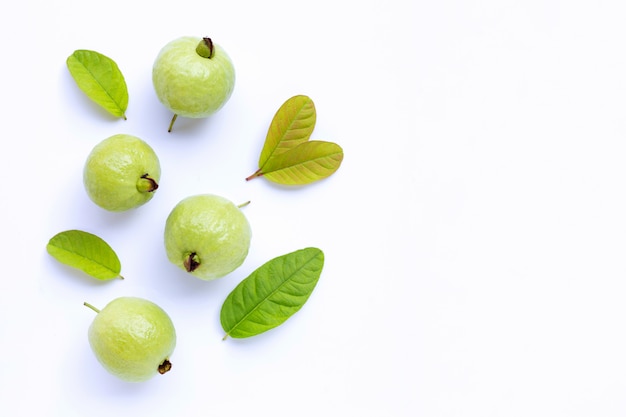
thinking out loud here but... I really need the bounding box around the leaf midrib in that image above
[53,245,117,272]
[265,147,343,173]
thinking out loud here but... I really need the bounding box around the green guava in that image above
[85,297,176,382]
[152,36,236,131]
[83,134,160,212]
[164,194,252,280]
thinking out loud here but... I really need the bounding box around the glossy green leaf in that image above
[261,140,344,185]
[46,230,122,280]
[66,49,128,119]
[247,95,316,180]
[221,247,324,339]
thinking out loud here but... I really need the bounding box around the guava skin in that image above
[87,297,176,383]
[83,134,160,212]
[164,194,252,280]
[152,36,235,119]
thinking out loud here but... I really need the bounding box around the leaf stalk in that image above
[245,169,263,181]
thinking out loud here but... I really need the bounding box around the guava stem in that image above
[237,201,251,208]
[83,302,101,314]
[158,359,172,375]
[183,252,201,273]
[196,37,215,59]
[137,174,159,193]
[245,169,264,181]
[168,114,178,132]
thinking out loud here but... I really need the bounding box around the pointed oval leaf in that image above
[260,140,344,185]
[66,49,128,119]
[221,247,324,339]
[258,95,316,169]
[46,230,122,280]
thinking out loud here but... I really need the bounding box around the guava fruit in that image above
[83,134,160,211]
[84,297,176,382]
[164,194,252,280]
[152,36,236,131]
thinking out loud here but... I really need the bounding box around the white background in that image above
[2,0,626,416]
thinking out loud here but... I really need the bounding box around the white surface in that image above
[3,0,626,416]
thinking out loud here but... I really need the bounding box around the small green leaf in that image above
[66,49,128,119]
[46,230,122,280]
[260,140,344,185]
[247,95,316,180]
[221,247,324,339]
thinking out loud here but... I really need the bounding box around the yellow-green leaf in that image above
[66,49,128,119]
[46,230,122,280]
[260,95,316,165]
[261,140,344,185]
[247,95,316,180]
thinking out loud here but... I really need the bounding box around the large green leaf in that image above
[220,247,324,339]
[46,230,122,280]
[66,49,128,119]
[261,140,344,185]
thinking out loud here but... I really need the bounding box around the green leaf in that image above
[221,247,324,339]
[46,230,122,280]
[261,140,344,185]
[66,49,128,119]
[247,95,316,180]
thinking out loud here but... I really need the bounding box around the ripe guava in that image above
[152,36,235,131]
[164,194,252,280]
[83,134,160,211]
[84,297,176,382]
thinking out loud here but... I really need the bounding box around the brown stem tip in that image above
[158,359,172,375]
[184,252,201,273]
